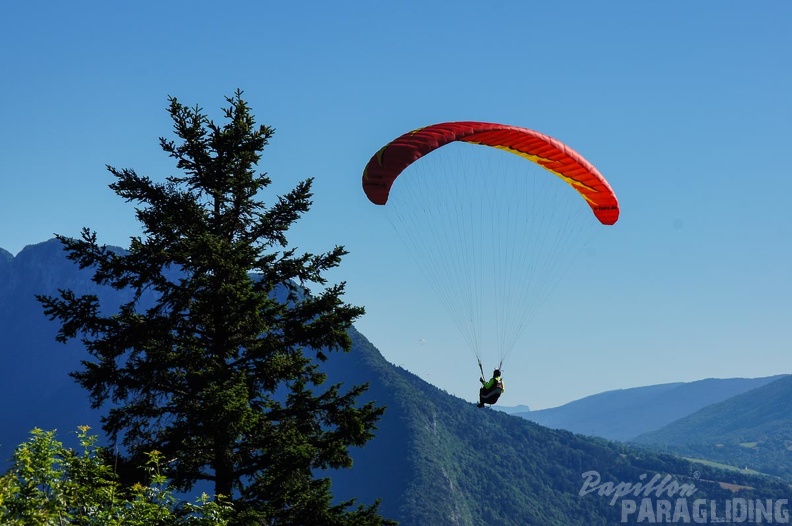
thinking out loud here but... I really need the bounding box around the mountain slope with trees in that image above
[634,375,792,482]
[3,239,792,524]
[515,376,785,441]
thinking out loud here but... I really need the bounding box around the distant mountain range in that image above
[508,376,786,442]
[2,239,791,525]
[495,404,532,414]
[633,375,792,482]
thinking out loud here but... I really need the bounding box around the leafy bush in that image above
[0,427,230,525]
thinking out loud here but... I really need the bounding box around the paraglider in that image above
[478,369,505,408]
[362,121,619,406]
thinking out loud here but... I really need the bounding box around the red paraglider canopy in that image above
[362,121,619,225]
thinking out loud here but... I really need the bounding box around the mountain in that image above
[2,239,791,524]
[0,239,129,454]
[515,376,786,442]
[633,375,792,482]
[495,404,532,414]
[318,329,792,524]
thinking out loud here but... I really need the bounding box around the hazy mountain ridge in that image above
[0,248,12,268]
[515,376,787,442]
[0,240,129,455]
[496,404,531,414]
[2,239,791,525]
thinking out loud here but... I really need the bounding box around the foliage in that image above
[36,92,392,524]
[0,427,230,525]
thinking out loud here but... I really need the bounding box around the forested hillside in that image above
[2,240,790,524]
[516,376,785,441]
[634,375,792,482]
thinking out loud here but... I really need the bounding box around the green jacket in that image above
[482,376,504,391]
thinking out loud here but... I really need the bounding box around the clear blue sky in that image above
[2,1,790,409]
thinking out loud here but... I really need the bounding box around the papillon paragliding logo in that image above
[580,470,791,523]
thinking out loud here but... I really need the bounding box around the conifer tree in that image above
[38,92,392,525]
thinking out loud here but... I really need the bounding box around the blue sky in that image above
[2,1,790,409]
